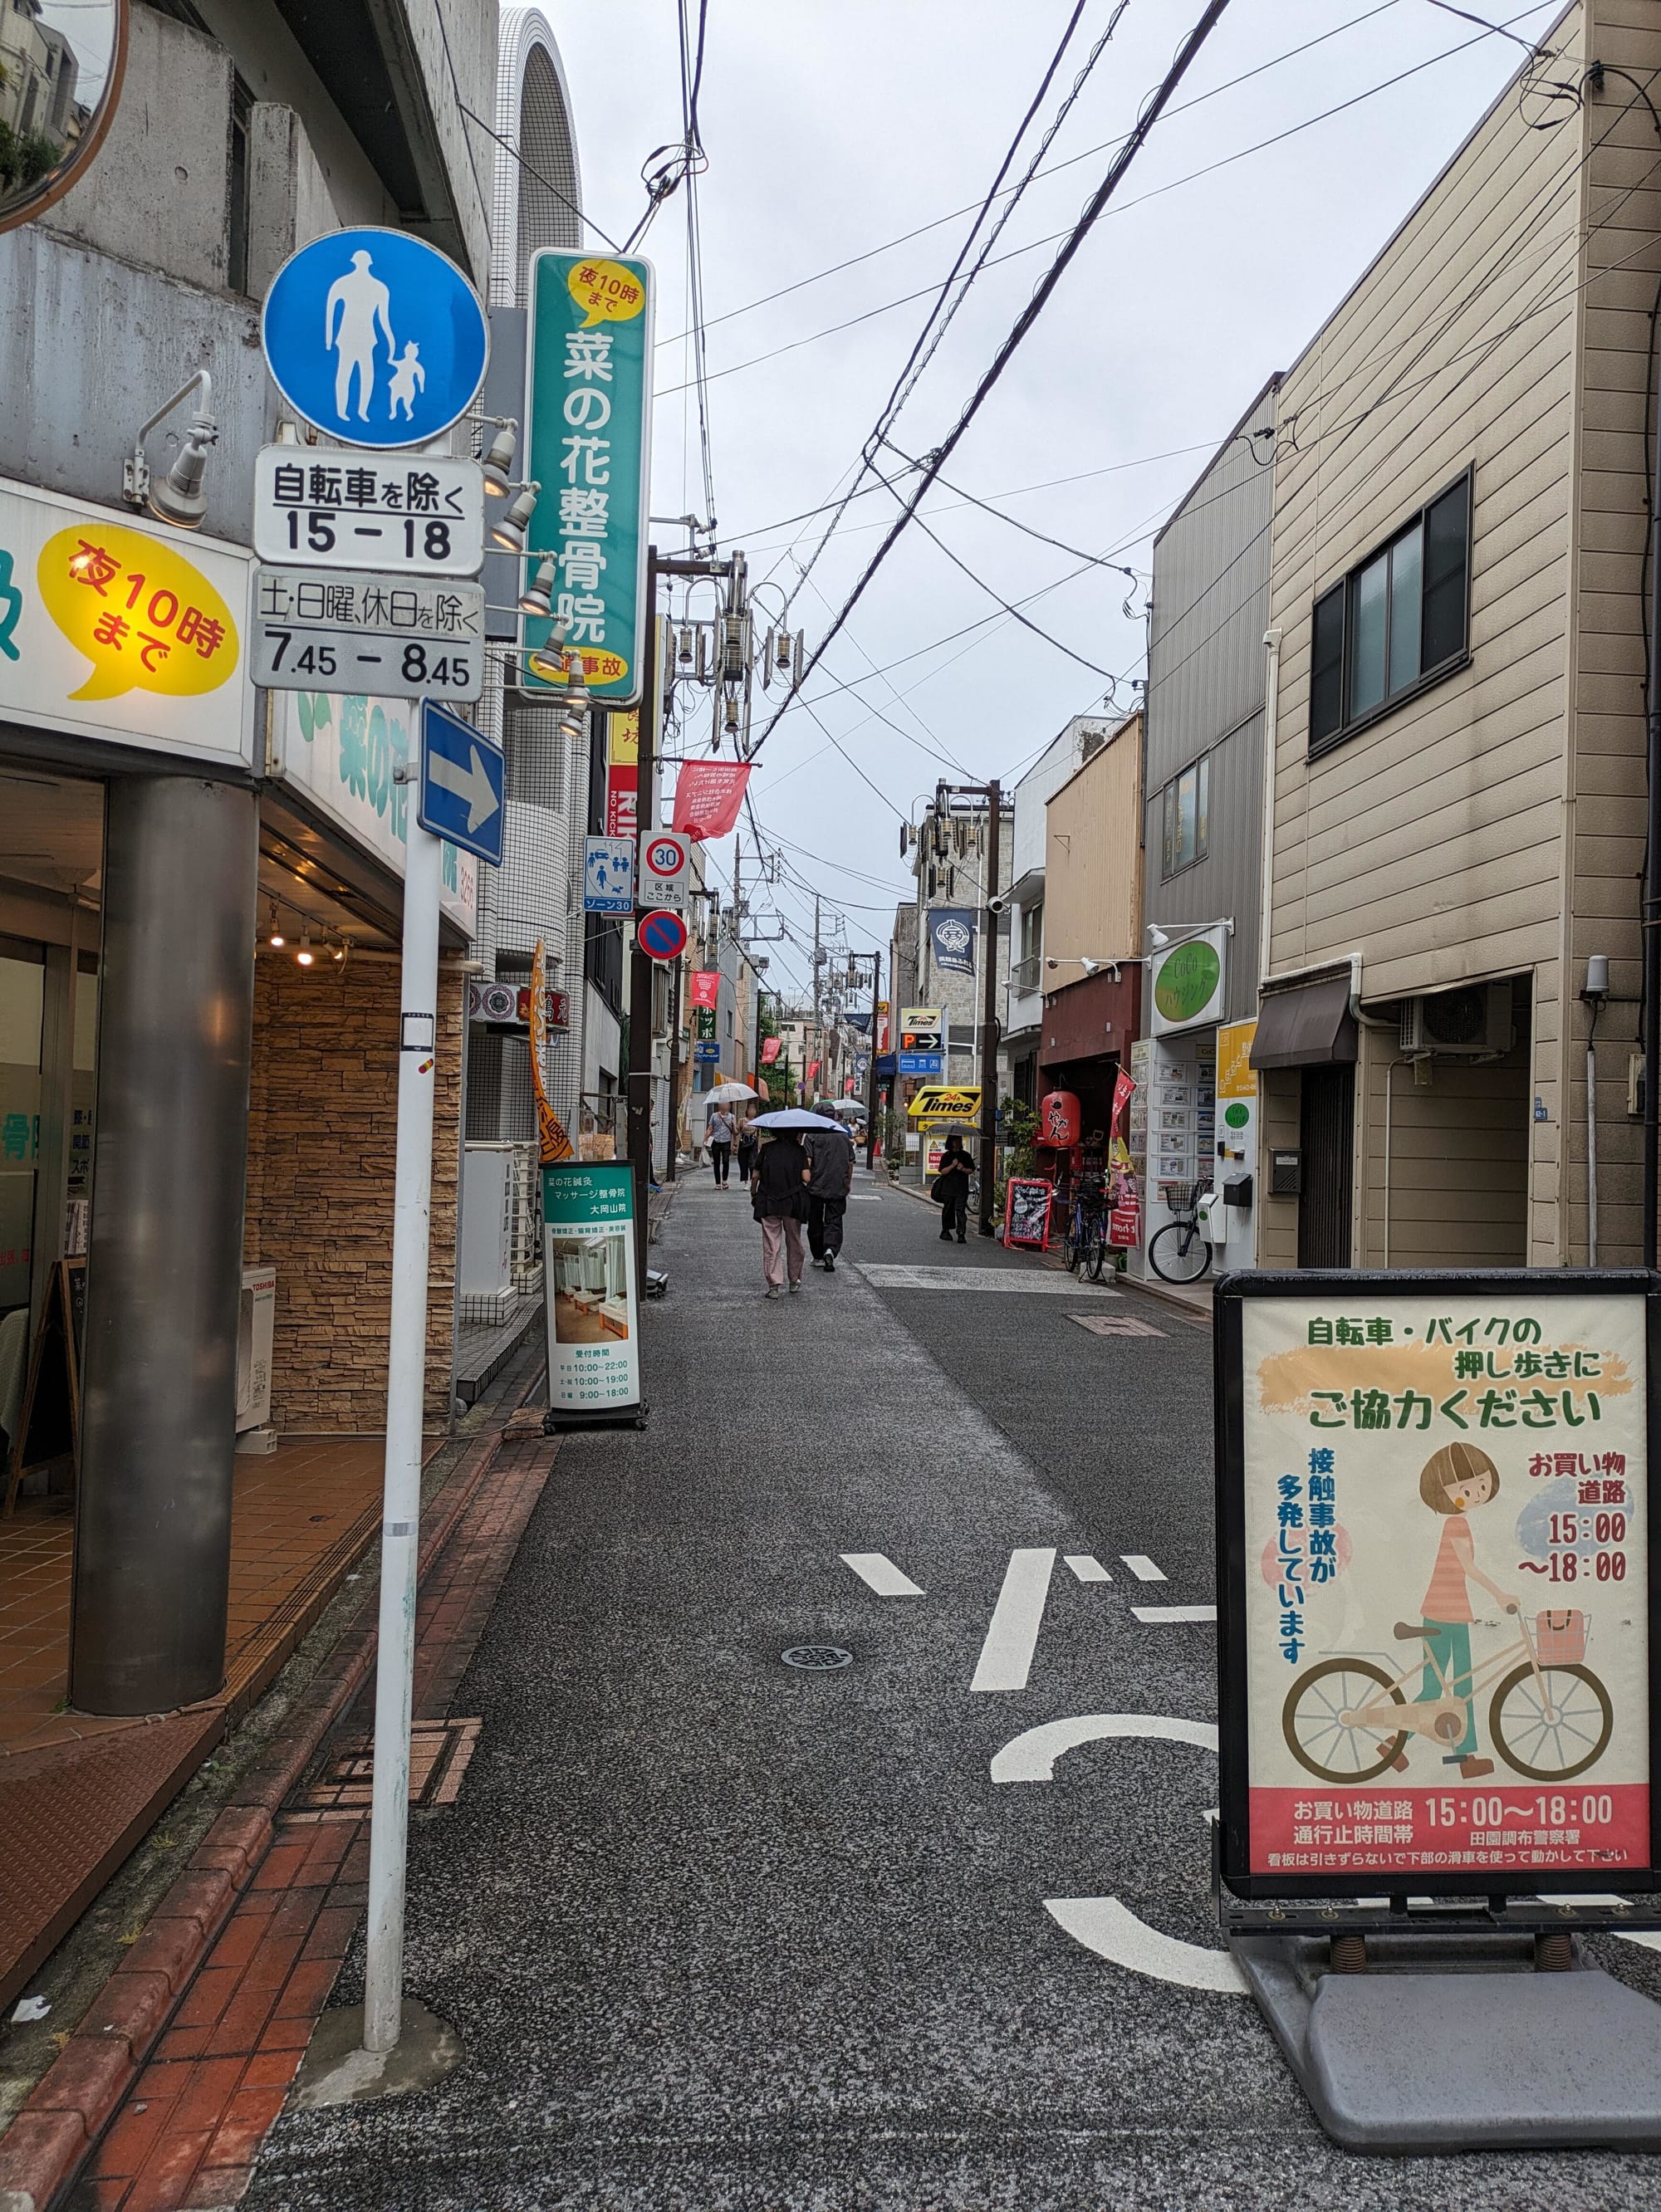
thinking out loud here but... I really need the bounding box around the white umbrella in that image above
[703,1081,758,1107]
[748,1108,845,1132]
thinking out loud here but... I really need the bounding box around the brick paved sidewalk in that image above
[1,1432,555,2212]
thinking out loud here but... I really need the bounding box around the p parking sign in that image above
[1215,1270,1661,1901]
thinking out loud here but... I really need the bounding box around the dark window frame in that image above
[1159,751,1210,882]
[1306,467,1473,761]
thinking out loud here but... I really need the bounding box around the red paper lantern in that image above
[1040,1089,1080,1149]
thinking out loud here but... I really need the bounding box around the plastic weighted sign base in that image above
[1234,1931,1661,2154]
[541,1402,649,1434]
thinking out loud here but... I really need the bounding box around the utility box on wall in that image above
[236,1265,276,1437]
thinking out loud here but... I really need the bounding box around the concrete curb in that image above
[0,1417,518,2212]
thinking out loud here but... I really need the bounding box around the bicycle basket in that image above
[1533,1609,1588,1664]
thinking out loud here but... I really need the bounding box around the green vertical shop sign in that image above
[523,252,654,708]
[541,1162,642,1412]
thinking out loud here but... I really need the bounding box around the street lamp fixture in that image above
[478,417,519,496]
[490,481,541,555]
[124,368,218,530]
[519,555,557,619]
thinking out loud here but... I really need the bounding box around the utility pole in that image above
[978,780,1002,1236]
[812,893,822,1105]
[664,944,684,1186]
[625,562,660,1285]
[861,949,881,1168]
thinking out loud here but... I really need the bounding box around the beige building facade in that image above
[1257,0,1654,1274]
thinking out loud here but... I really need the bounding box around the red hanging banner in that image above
[1110,1064,1137,1138]
[671,759,752,840]
[689,970,720,1011]
[761,1036,781,1065]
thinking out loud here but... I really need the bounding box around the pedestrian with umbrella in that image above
[806,1102,854,1272]
[747,1108,839,1297]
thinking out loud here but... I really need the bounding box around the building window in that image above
[1308,468,1472,756]
[1161,755,1208,878]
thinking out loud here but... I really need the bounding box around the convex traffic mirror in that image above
[0,0,128,237]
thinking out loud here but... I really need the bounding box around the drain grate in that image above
[288,1718,483,1823]
[782,1645,853,1671]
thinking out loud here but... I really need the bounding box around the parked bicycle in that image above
[1063,1173,1110,1282]
[1281,1606,1613,1784]
[1148,1179,1212,1285]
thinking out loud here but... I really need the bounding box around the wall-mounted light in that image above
[490,481,541,555]
[296,929,314,968]
[479,418,518,496]
[519,556,557,619]
[1146,924,1170,949]
[124,368,218,530]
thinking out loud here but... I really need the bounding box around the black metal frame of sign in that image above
[1213,1268,1661,1911]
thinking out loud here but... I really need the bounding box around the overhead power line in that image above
[751,0,1237,760]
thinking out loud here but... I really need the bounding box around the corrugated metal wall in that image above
[1143,380,1278,1023]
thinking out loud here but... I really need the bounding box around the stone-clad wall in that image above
[243,952,464,1432]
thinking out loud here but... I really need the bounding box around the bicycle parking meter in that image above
[1213,1269,1661,2155]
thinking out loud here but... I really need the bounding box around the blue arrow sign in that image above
[262,228,488,451]
[419,702,504,867]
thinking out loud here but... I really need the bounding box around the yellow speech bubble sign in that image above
[567,257,646,330]
[37,526,239,704]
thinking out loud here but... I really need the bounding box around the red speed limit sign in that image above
[638,830,690,908]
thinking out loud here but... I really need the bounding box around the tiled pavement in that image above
[0,1441,392,1757]
[61,1432,556,2211]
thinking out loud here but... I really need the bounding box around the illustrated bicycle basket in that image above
[1532,1608,1588,1664]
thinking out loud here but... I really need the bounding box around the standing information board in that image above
[1216,1271,1661,1899]
[1003,1178,1052,1250]
[542,1163,644,1423]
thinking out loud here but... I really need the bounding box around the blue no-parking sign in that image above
[419,702,504,867]
[262,228,489,451]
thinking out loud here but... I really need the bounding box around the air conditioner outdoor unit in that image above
[1399,981,1513,1057]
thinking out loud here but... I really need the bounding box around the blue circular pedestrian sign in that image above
[261,228,489,451]
[638,909,688,962]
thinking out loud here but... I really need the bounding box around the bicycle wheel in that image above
[1063,1211,1080,1272]
[1149,1220,1210,1285]
[1282,1658,1408,1782]
[1489,1662,1613,1780]
[1085,1217,1109,1282]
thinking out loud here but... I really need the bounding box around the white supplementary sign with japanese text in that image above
[252,567,483,699]
[252,448,484,575]
[0,476,256,767]
[1237,1290,1649,1883]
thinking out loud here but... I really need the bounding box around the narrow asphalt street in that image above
[247,1166,1661,2210]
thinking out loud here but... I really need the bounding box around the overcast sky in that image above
[540,0,1562,1006]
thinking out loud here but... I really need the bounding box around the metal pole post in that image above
[627,560,659,1283]
[865,952,880,1169]
[978,781,1001,1236]
[363,810,443,2055]
[1646,364,1661,1267]
[664,942,683,1185]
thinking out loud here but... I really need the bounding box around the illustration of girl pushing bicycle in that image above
[1282,1441,1614,1784]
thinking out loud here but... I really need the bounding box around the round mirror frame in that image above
[0,0,130,240]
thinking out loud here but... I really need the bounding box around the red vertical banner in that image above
[761,1037,781,1066]
[689,970,720,1010]
[1110,1065,1136,1138]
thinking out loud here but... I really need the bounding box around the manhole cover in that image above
[782,1645,853,1671]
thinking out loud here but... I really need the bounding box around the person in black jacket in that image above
[805,1122,854,1272]
[934,1131,972,1243]
[752,1132,811,1296]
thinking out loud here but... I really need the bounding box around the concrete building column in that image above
[70,776,257,1715]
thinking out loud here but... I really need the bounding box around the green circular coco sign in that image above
[1223,1101,1250,1129]
[1153,939,1221,1025]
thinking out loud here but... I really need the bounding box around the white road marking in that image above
[1045,1897,1247,1994]
[1071,1314,1167,1338]
[847,1195,883,1202]
[970,1548,1056,1693]
[991,1711,1218,1783]
[1065,1554,1111,1583]
[1120,1554,1166,1582]
[840,1552,924,1597]
[854,1265,1119,1294]
[1132,1604,1218,1625]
